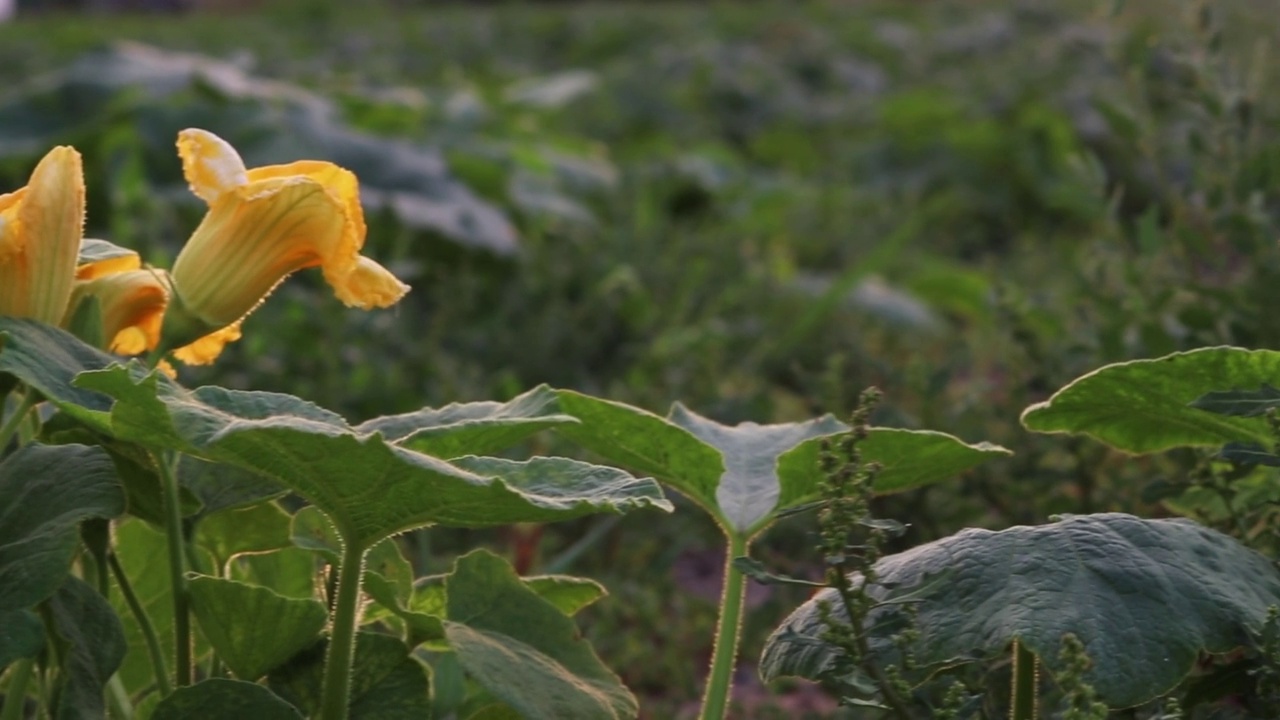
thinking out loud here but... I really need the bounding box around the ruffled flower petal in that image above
[177,128,249,204]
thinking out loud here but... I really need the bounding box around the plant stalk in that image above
[108,551,173,698]
[0,389,38,451]
[0,658,34,720]
[1010,638,1039,720]
[319,540,367,720]
[155,451,191,689]
[698,533,749,720]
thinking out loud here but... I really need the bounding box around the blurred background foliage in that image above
[2,0,1279,716]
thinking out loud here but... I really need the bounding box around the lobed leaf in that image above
[152,679,304,720]
[187,574,328,681]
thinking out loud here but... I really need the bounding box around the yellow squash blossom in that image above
[162,128,410,363]
[0,146,85,325]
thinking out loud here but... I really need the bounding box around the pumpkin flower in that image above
[162,128,409,363]
[0,146,85,325]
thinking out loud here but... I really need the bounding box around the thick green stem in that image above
[319,540,367,720]
[155,451,191,689]
[0,390,38,451]
[1,658,34,720]
[1010,638,1039,720]
[109,551,172,698]
[698,533,749,720]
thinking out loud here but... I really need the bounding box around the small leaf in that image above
[268,632,431,719]
[1191,384,1280,417]
[187,574,328,681]
[762,513,1280,708]
[444,549,637,719]
[152,679,304,720]
[1218,443,1280,467]
[732,557,824,588]
[45,576,126,720]
[0,443,124,612]
[355,384,578,458]
[1022,347,1280,452]
[523,575,607,615]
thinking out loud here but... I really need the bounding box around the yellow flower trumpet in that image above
[163,129,410,363]
[0,146,86,325]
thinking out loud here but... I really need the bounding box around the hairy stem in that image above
[108,551,173,698]
[155,451,191,688]
[698,533,749,720]
[319,540,367,720]
[1010,638,1039,720]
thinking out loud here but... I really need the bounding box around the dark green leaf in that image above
[0,609,44,670]
[268,632,431,719]
[187,574,327,681]
[762,513,1280,708]
[0,443,124,612]
[45,576,126,720]
[356,384,577,458]
[1218,443,1280,467]
[1191,384,1280,417]
[1022,347,1280,452]
[0,318,117,432]
[152,679,304,720]
[445,549,637,719]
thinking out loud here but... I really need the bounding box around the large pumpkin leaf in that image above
[555,390,1008,536]
[355,384,577,458]
[1021,347,1280,453]
[444,549,637,720]
[762,513,1280,708]
[0,443,124,612]
[77,366,669,549]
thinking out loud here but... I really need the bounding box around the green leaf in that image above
[762,513,1280,708]
[523,575,607,615]
[268,632,431,719]
[78,367,669,549]
[356,384,578,458]
[776,427,1012,508]
[197,501,294,573]
[179,454,286,522]
[231,548,317,601]
[0,443,124,612]
[555,390,1006,536]
[1021,347,1280,452]
[0,318,119,432]
[444,549,637,720]
[0,609,44,670]
[553,390,725,514]
[45,576,126,720]
[1190,384,1280,417]
[187,574,327,681]
[152,679,304,720]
